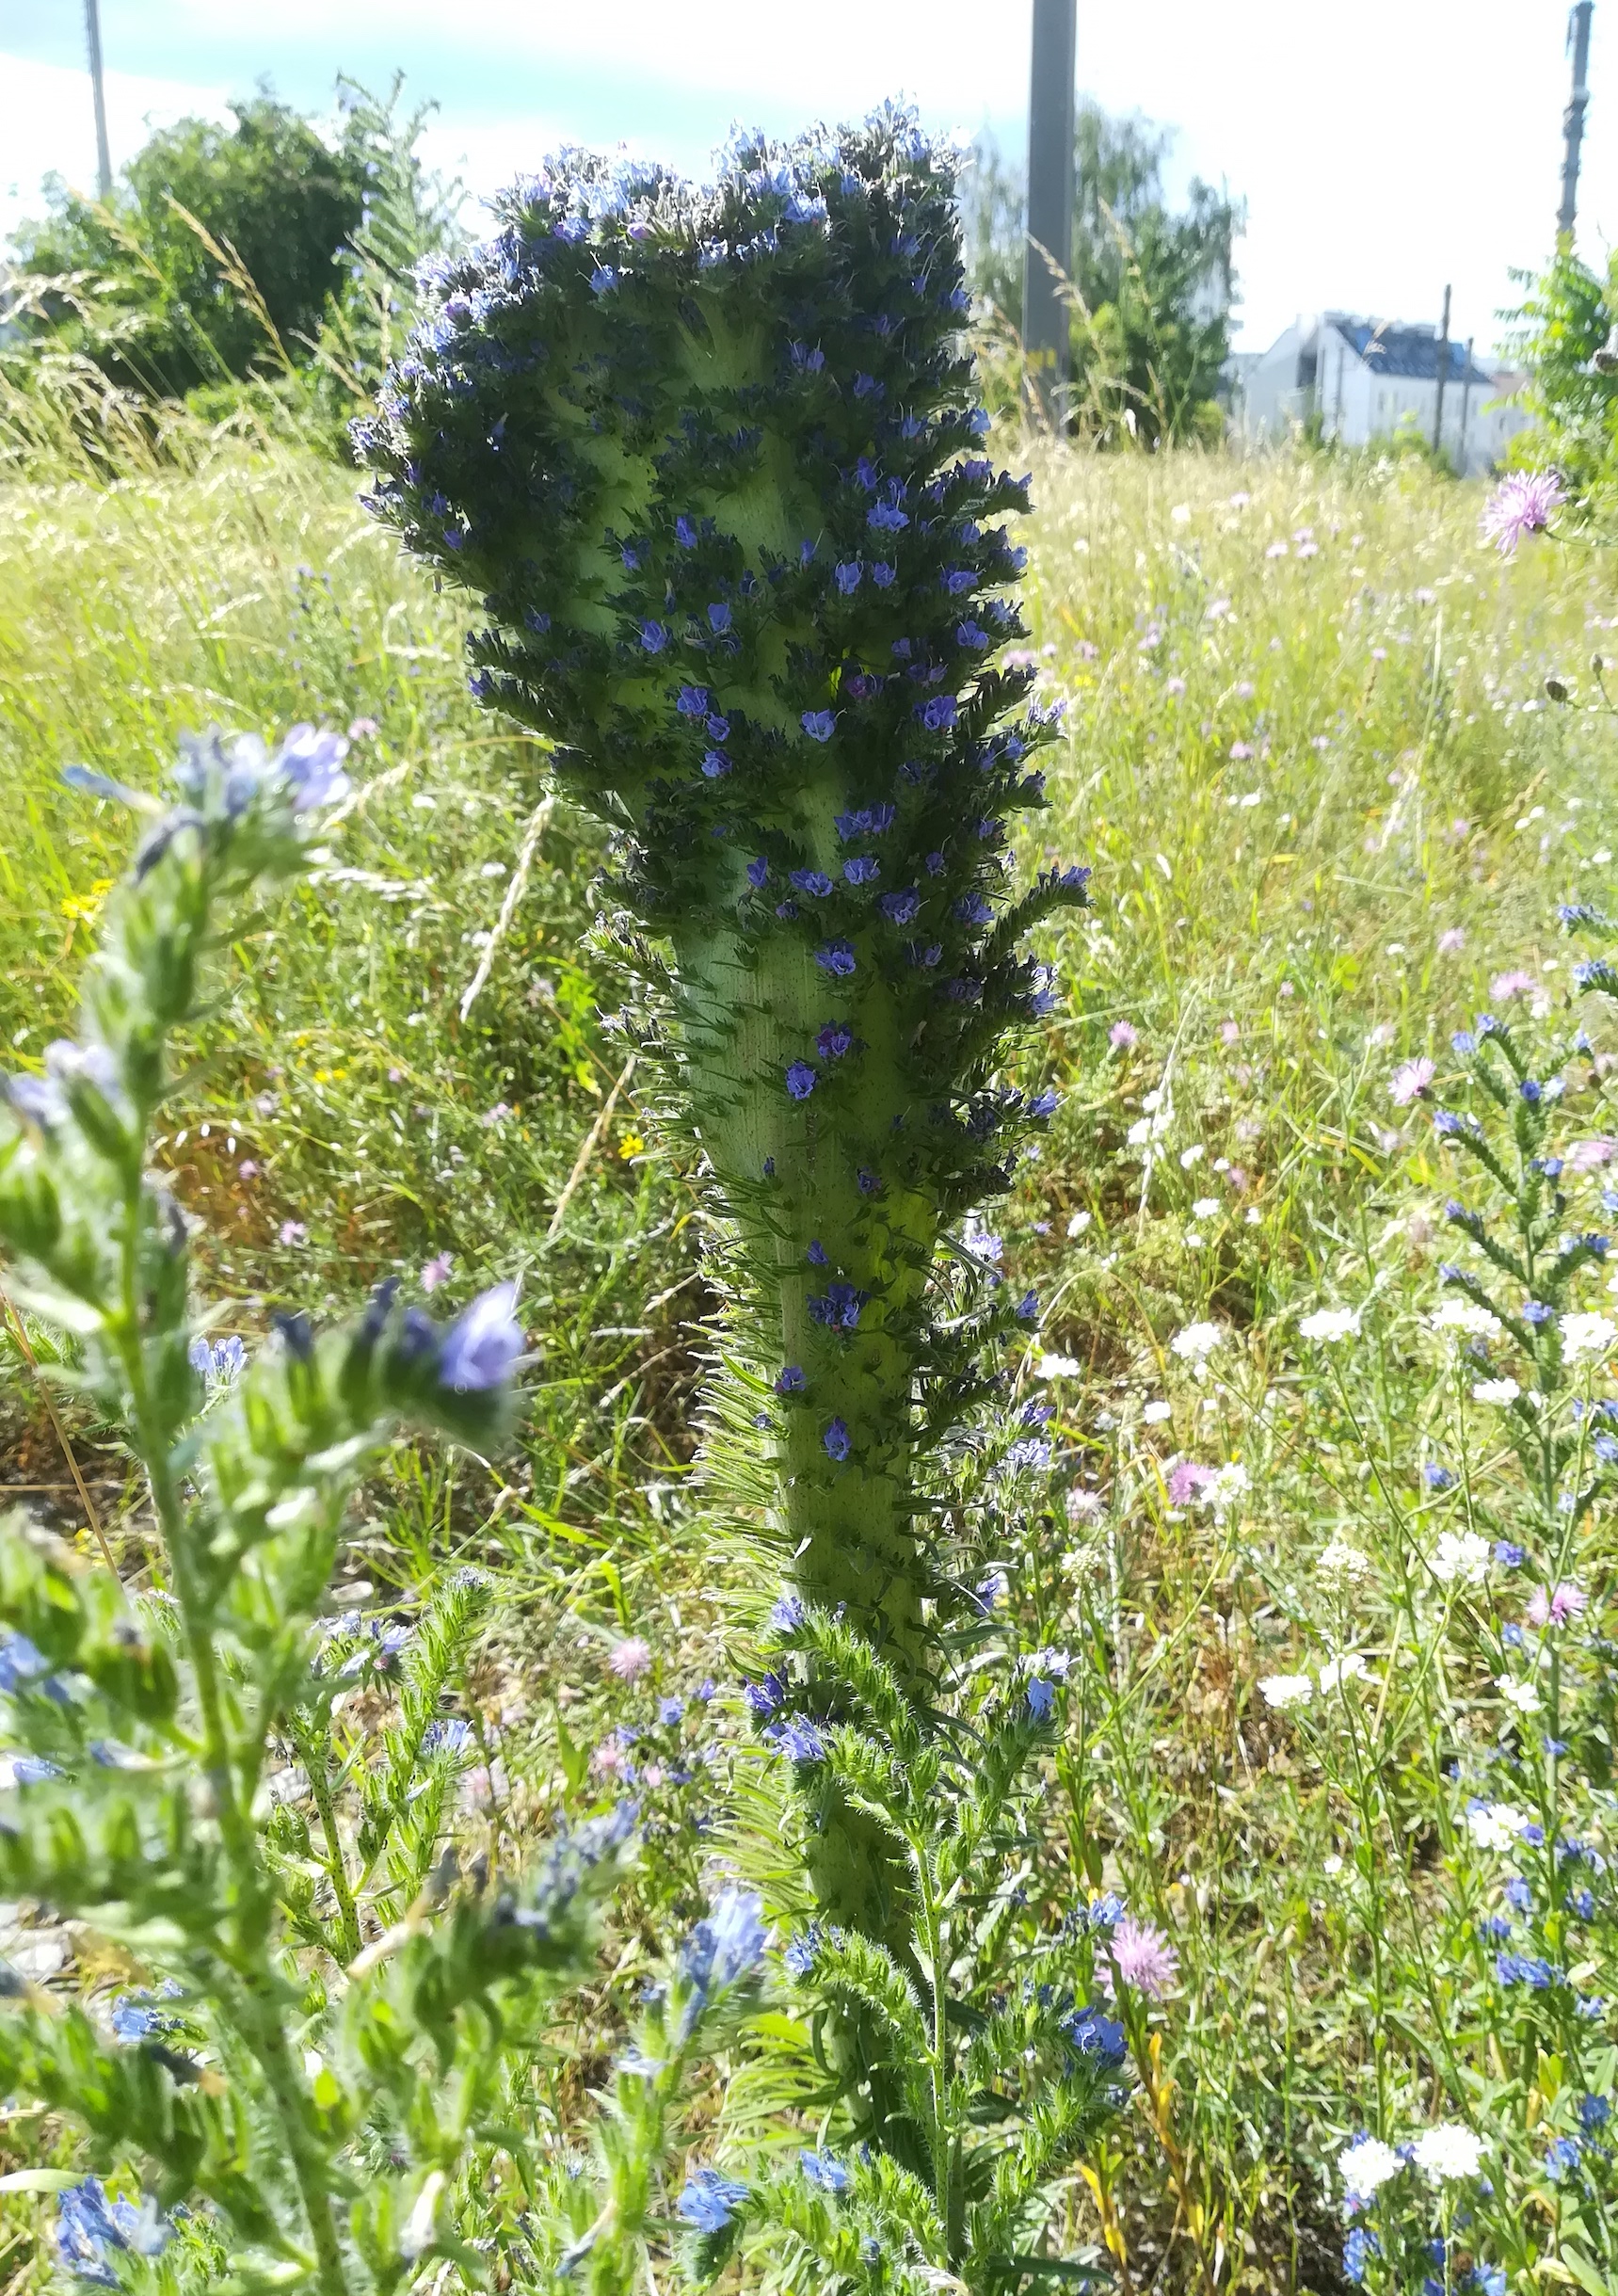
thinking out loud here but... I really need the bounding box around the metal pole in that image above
[1559,1,1594,243]
[1433,282,1451,458]
[1459,336,1475,475]
[84,0,113,201]
[1023,0,1077,426]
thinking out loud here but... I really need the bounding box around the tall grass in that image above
[3,404,1616,2284]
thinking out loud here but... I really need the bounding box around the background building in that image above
[1237,313,1530,473]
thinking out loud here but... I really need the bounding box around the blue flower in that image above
[700,751,729,779]
[801,710,836,742]
[1495,1541,1525,1566]
[824,1417,852,1461]
[785,1060,818,1100]
[708,602,732,633]
[1546,2136,1582,2180]
[817,1024,855,1060]
[954,893,994,924]
[790,869,833,897]
[659,1696,685,1726]
[843,857,879,886]
[806,1240,828,1265]
[1030,1089,1059,1118]
[776,1364,807,1394]
[55,2179,168,2286]
[867,502,908,532]
[678,2167,750,2234]
[0,1631,56,1694]
[1027,1677,1056,1721]
[773,1715,827,1761]
[1342,2229,1383,2285]
[1496,1951,1556,1988]
[771,1592,807,1632]
[424,1717,473,1757]
[1472,2271,1504,2296]
[1579,2093,1611,2131]
[1424,1464,1455,1489]
[744,1670,787,1716]
[677,1891,767,2030]
[589,265,618,294]
[815,939,857,976]
[439,1282,524,1390]
[639,620,669,653]
[918,695,958,731]
[1523,1300,1553,1325]
[799,2150,850,2192]
[109,1997,162,2042]
[871,560,896,586]
[1063,2004,1127,2065]
[878,889,920,923]
[677,684,710,716]
[783,1925,827,1976]
[834,560,863,594]
[1015,1291,1039,1321]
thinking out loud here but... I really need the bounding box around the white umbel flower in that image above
[1319,1652,1371,1693]
[1430,1298,1503,1340]
[1496,1677,1541,1713]
[1300,1307,1361,1344]
[1317,1539,1372,1586]
[1561,1311,1616,1364]
[1171,1321,1225,1365]
[1411,2123,1484,2182]
[1338,2135,1402,2199]
[1466,1802,1530,1854]
[1431,1531,1490,1585]
[1259,1673,1313,1710]
[1471,1378,1520,1406]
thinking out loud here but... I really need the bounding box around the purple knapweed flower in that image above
[1482,471,1566,556]
[1389,1057,1435,1106]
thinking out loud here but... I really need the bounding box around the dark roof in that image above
[1325,315,1494,387]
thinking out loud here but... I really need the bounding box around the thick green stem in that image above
[117,1191,349,2296]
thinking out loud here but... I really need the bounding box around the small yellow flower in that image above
[618,1132,645,1160]
[59,878,113,924]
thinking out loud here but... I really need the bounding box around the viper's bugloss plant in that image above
[0,732,767,2296]
[353,106,1086,1973]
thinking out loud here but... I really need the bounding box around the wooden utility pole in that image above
[1432,282,1451,458]
[1458,335,1476,474]
[1559,2,1594,242]
[1023,0,1077,426]
[84,0,113,201]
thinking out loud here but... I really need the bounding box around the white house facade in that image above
[1237,313,1530,474]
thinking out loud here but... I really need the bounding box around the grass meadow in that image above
[3,393,1616,2290]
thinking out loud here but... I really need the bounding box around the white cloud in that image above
[1,56,232,242]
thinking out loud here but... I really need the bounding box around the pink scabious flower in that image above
[1167,1459,1216,1506]
[1526,1582,1587,1630]
[421,1251,454,1293]
[607,1635,653,1681]
[1109,1020,1138,1051]
[1436,927,1466,955]
[1566,1137,1618,1172]
[1388,1057,1436,1106]
[1489,971,1537,1003]
[1482,470,1566,556]
[1229,741,1255,761]
[1103,1916,1179,1999]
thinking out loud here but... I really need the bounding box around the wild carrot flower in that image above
[1170,1320,1225,1366]
[1411,2123,1485,2182]
[1471,1377,1521,1406]
[1560,1312,1615,1363]
[1102,1916,1178,1998]
[1432,1530,1490,1584]
[1259,1673,1313,1709]
[1338,2135,1402,2199]
[1481,470,1565,555]
[1300,1307,1360,1343]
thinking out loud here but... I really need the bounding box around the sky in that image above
[0,0,1610,356]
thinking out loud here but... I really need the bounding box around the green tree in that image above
[1501,246,1618,511]
[961,100,1243,444]
[11,94,365,393]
